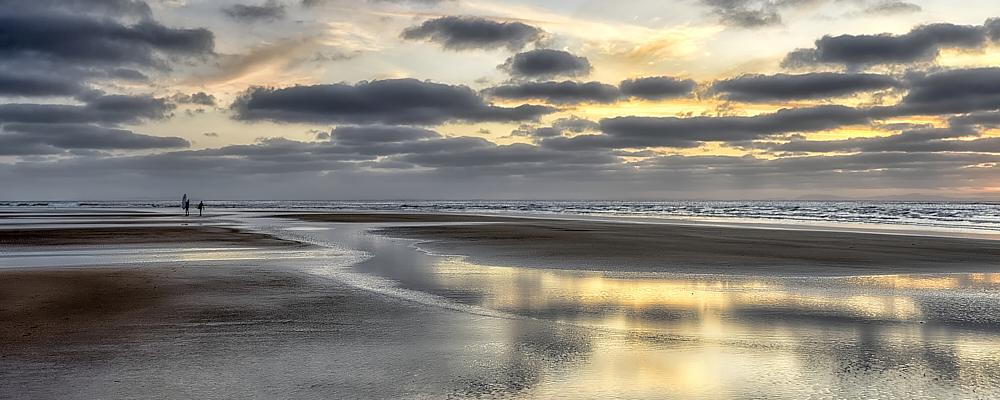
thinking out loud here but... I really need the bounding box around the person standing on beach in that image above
[182,194,189,216]
[197,201,204,217]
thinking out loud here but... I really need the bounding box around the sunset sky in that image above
[2,0,1000,200]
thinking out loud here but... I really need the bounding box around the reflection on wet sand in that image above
[339,228,1000,399]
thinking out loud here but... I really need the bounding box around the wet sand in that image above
[364,217,1000,276]
[0,225,305,247]
[6,211,1000,398]
[0,213,590,399]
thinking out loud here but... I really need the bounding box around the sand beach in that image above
[3,209,1000,399]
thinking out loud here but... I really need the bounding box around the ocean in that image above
[4,199,1000,234]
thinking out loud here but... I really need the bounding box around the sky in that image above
[2,0,1000,200]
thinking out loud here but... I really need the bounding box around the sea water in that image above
[4,199,1000,234]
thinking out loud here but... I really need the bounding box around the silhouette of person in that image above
[182,194,189,216]
[197,201,204,217]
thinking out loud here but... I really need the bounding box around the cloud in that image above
[394,142,618,169]
[0,94,174,125]
[950,111,1000,128]
[733,126,987,153]
[875,68,1000,116]
[0,70,86,97]
[4,0,152,19]
[400,16,546,51]
[0,123,189,155]
[498,49,592,79]
[221,1,287,24]
[171,92,218,106]
[332,125,442,144]
[230,78,558,125]
[484,81,621,105]
[507,116,601,140]
[862,1,921,15]
[108,68,148,81]
[782,21,992,68]
[701,0,783,28]
[541,105,870,150]
[0,11,214,69]
[619,76,697,101]
[988,18,1000,42]
[709,72,901,102]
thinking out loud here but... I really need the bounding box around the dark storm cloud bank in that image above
[10,138,1000,195]
[230,79,557,125]
[709,73,902,102]
[498,49,592,79]
[0,123,189,155]
[19,129,618,177]
[782,19,1000,68]
[221,1,287,24]
[400,16,546,51]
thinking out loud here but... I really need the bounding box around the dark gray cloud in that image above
[230,79,557,125]
[221,1,287,24]
[498,49,592,79]
[394,142,618,169]
[507,117,600,140]
[988,18,1000,42]
[0,123,189,155]
[3,0,153,18]
[701,0,783,28]
[0,70,85,97]
[709,72,901,102]
[301,0,450,6]
[863,1,921,15]
[553,116,600,133]
[484,81,621,105]
[0,94,174,125]
[0,11,214,69]
[950,111,1000,128]
[875,68,1000,116]
[782,21,992,68]
[733,127,988,153]
[171,92,217,106]
[108,68,148,81]
[541,105,870,150]
[332,125,442,145]
[0,1,213,110]
[619,76,697,100]
[400,16,545,51]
